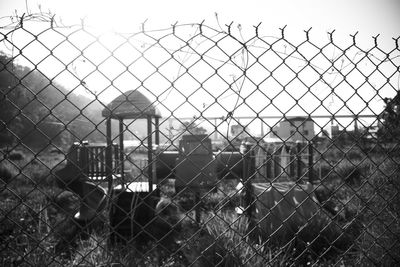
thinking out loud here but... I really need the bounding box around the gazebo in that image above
[102,89,161,193]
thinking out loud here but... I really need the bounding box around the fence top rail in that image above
[175,114,379,121]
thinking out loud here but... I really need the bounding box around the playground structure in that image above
[56,89,317,244]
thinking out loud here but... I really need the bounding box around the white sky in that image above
[0,0,399,136]
[1,0,399,46]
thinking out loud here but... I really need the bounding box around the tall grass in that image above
[0,159,17,184]
[1,148,64,187]
[314,143,400,265]
[1,145,399,266]
[355,159,400,266]
[204,211,290,266]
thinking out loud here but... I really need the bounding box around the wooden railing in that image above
[81,143,121,181]
[69,142,122,183]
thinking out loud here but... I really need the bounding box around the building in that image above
[270,117,315,142]
[230,124,248,139]
[331,124,340,138]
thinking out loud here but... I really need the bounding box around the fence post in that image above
[155,117,160,146]
[241,141,253,219]
[119,119,124,183]
[80,142,89,179]
[274,153,279,180]
[106,118,113,194]
[92,147,97,178]
[266,146,272,180]
[308,141,314,184]
[296,142,302,182]
[147,115,153,192]
[290,146,295,179]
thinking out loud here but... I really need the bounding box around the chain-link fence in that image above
[1,14,399,266]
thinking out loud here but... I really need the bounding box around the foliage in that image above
[314,155,400,266]
[6,150,25,161]
[1,146,400,266]
[177,121,207,136]
[356,158,400,265]
[377,91,400,142]
[204,211,290,266]
[0,161,15,183]
[0,52,105,150]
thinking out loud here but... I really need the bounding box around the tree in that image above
[178,121,207,136]
[0,52,105,149]
[378,91,400,142]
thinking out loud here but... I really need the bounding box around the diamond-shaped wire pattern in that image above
[1,15,399,266]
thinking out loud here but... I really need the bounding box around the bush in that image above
[0,164,13,184]
[203,212,292,266]
[7,151,25,161]
[335,160,367,185]
[317,145,366,165]
[0,160,18,184]
[318,158,370,186]
[357,159,400,266]
[316,156,400,265]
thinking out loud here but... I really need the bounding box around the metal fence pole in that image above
[119,118,124,183]
[242,142,254,219]
[308,141,314,184]
[297,142,302,182]
[147,115,153,192]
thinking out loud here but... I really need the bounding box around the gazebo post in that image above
[147,115,153,192]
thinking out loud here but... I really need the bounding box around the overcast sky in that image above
[1,0,399,45]
[0,0,399,135]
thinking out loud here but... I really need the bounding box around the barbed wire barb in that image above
[19,13,25,28]
[373,34,380,47]
[304,27,312,41]
[350,31,359,45]
[141,18,148,33]
[279,24,287,38]
[226,21,233,35]
[80,16,86,29]
[328,29,335,43]
[393,36,399,49]
[199,19,205,34]
[172,21,178,34]
[253,22,262,37]
[50,14,55,29]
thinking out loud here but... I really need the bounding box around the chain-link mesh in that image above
[1,14,399,266]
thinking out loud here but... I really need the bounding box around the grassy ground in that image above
[1,146,399,266]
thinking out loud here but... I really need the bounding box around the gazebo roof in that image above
[102,90,161,119]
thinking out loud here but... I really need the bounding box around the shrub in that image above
[318,159,370,186]
[0,160,18,184]
[7,151,25,161]
[335,160,365,185]
[204,211,290,266]
[316,156,400,265]
[0,164,13,184]
[345,148,365,161]
[357,159,400,266]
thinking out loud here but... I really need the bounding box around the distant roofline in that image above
[283,116,313,122]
